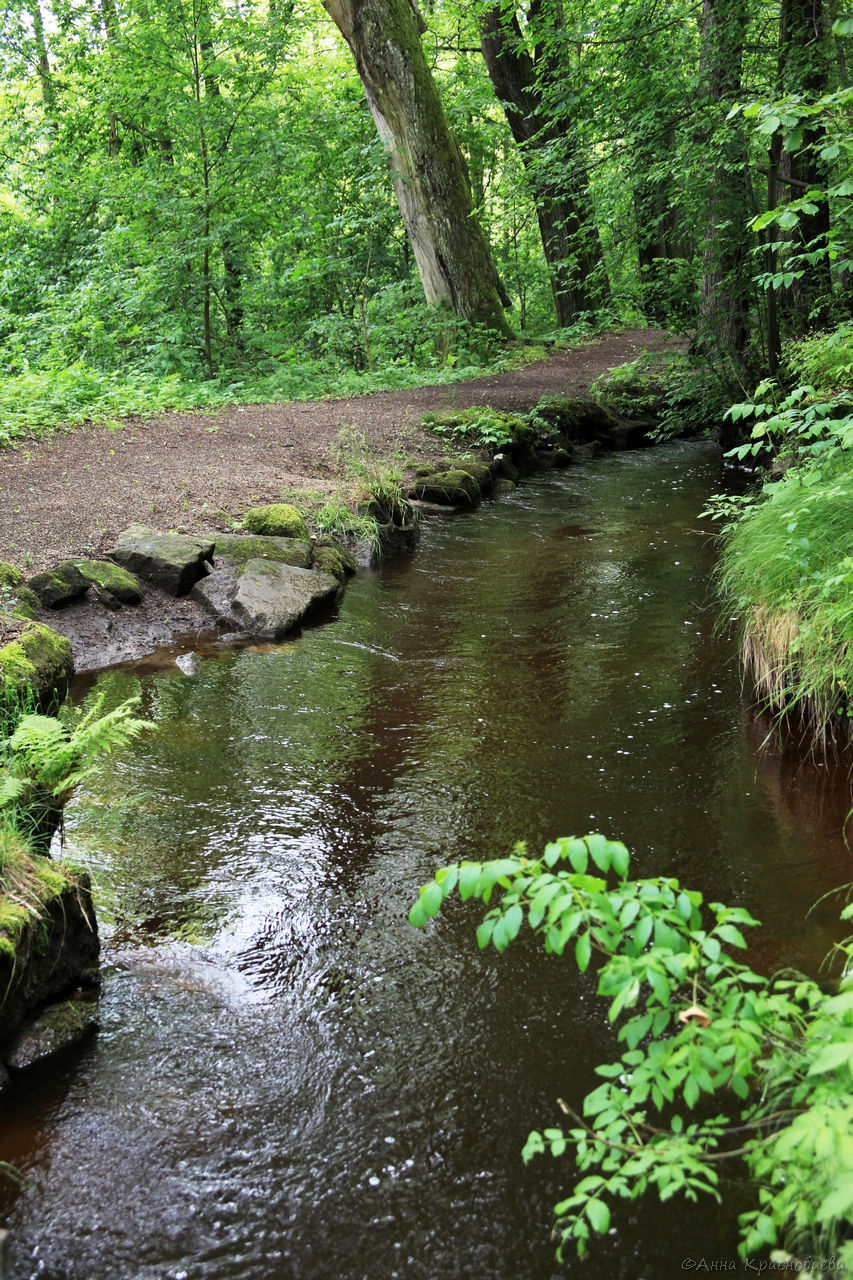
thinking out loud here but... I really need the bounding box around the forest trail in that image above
[0,328,677,572]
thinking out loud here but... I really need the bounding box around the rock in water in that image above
[232,560,339,639]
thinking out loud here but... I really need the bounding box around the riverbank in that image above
[0,329,676,574]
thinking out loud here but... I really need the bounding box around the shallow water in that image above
[2,441,851,1279]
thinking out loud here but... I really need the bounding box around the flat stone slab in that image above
[232,560,339,639]
[6,997,98,1071]
[108,524,214,597]
[214,534,314,571]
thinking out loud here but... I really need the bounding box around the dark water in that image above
[2,442,852,1280]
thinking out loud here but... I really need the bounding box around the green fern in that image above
[0,695,151,851]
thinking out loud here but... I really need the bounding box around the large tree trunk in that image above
[479,1,609,326]
[322,0,513,336]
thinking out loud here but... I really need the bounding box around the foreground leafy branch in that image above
[409,834,853,1266]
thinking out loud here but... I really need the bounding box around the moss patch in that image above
[0,827,72,960]
[242,503,308,539]
[74,559,142,604]
[412,469,481,505]
[0,562,23,589]
[215,533,313,571]
[0,619,74,702]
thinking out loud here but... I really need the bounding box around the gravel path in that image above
[0,329,676,573]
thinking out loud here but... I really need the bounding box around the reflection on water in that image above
[1,442,851,1279]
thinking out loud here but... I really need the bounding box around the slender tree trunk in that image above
[28,2,57,115]
[698,0,752,367]
[322,0,513,336]
[778,0,833,331]
[479,1,609,326]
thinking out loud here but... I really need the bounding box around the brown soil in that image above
[0,329,677,575]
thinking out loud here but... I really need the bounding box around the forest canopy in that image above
[0,0,850,418]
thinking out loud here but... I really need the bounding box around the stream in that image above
[2,440,852,1279]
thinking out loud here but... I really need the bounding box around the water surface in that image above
[2,441,851,1279]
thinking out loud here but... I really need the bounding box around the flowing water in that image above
[2,441,852,1280]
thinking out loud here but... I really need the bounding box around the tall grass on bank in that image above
[718,460,853,746]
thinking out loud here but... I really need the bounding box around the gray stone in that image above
[108,524,214,596]
[28,561,90,608]
[6,997,98,1070]
[232,560,339,639]
[214,534,313,572]
[189,567,240,627]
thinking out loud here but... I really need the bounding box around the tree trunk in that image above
[28,2,57,116]
[778,0,833,332]
[322,0,513,336]
[479,1,609,326]
[698,0,752,367]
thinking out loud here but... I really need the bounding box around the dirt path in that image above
[0,328,675,573]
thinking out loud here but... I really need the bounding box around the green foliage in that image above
[713,459,853,740]
[422,407,526,451]
[409,833,853,1267]
[0,694,151,850]
[723,380,853,468]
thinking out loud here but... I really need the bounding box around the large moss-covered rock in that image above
[73,559,142,605]
[312,544,351,585]
[241,504,308,540]
[214,533,313,571]
[315,536,357,576]
[412,469,481,506]
[0,617,74,701]
[108,524,215,596]
[28,561,90,609]
[0,845,99,1047]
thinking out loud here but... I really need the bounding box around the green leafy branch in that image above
[409,834,853,1266]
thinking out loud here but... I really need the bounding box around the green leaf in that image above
[421,881,443,919]
[575,930,592,973]
[587,834,611,872]
[408,899,427,928]
[610,842,630,878]
[586,1199,611,1234]
[717,924,747,949]
[633,914,653,951]
[458,863,481,900]
[567,839,588,874]
[476,917,496,949]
